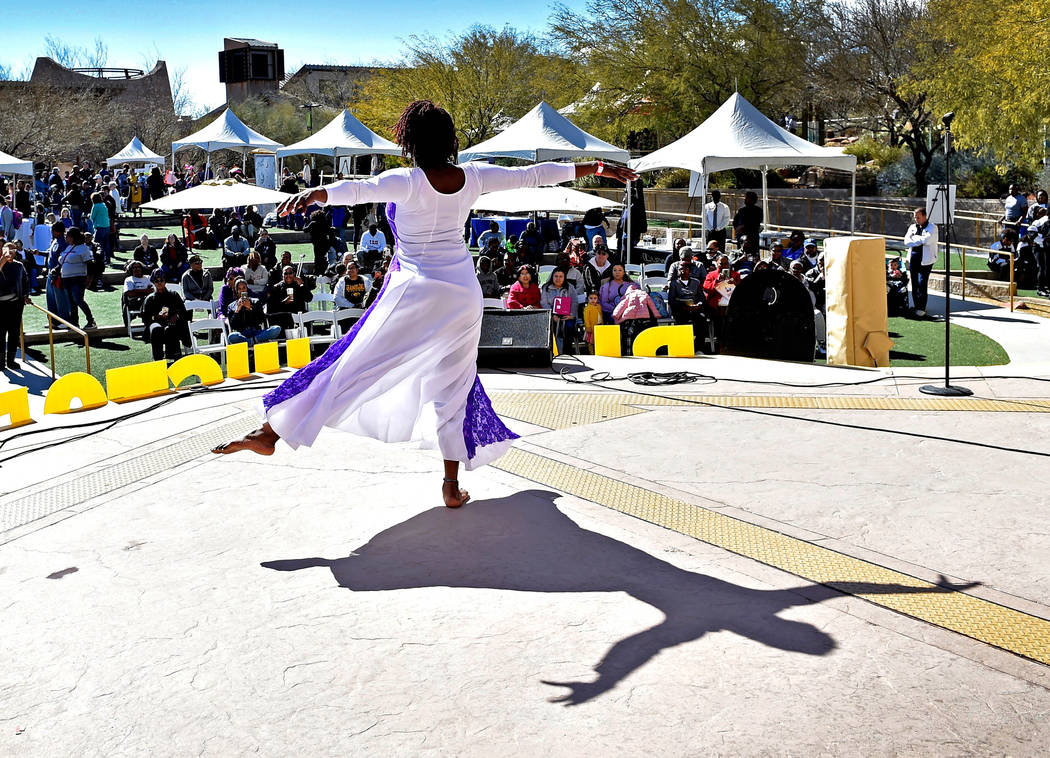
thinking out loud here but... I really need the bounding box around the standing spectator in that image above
[1025,190,1048,223]
[127,172,143,217]
[0,242,31,369]
[140,270,190,360]
[903,207,938,317]
[227,278,282,346]
[704,190,730,250]
[132,234,159,270]
[159,233,189,281]
[222,225,250,270]
[59,227,96,329]
[146,167,165,201]
[0,197,14,240]
[539,268,578,353]
[181,255,214,302]
[351,202,369,249]
[45,220,69,319]
[88,193,111,264]
[1003,184,1028,228]
[266,265,313,330]
[13,181,31,217]
[506,266,541,309]
[60,184,84,228]
[108,181,123,217]
[598,264,638,322]
[732,190,763,242]
[306,210,332,272]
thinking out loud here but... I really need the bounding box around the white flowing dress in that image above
[261,161,576,470]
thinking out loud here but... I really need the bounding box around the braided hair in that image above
[392,100,459,169]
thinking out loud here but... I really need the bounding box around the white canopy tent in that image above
[473,186,622,214]
[275,109,401,172]
[458,101,629,163]
[0,149,34,177]
[140,180,291,211]
[172,109,283,175]
[630,93,859,246]
[107,136,166,167]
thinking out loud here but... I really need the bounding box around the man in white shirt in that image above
[903,207,939,317]
[704,190,730,250]
[358,223,387,272]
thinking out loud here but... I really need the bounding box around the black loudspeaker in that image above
[478,309,552,367]
[723,268,815,362]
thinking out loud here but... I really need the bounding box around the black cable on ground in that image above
[491,357,1050,459]
[0,379,287,466]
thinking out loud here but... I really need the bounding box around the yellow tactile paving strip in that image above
[490,392,1050,430]
[493,447,1050,666]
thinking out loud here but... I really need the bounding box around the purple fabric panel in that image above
[262,253,402,412]
[462,374,519,460]
[385,202,398,248]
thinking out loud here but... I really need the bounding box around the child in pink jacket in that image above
[612,287,661,323]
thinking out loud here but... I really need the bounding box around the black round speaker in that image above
[723,269,816,362]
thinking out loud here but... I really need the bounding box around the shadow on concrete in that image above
[263,490,977,706]
[1,361,53,396]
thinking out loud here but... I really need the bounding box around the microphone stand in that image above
[920,114,972,397]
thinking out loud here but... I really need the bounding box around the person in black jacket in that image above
[0,242,31,368]
[254,228,277,269]
[146,167,165,201]
[266,265,313,330]
[306,209,332,273]
[140,270,190,361]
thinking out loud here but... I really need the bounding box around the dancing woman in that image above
[213,101,636,507]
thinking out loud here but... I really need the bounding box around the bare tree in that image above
[43,35,108,69]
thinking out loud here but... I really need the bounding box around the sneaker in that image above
[914,309,926,318]
[84,321,97,330]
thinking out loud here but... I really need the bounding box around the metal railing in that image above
[19,302,91,379]
[633,205,1022,311]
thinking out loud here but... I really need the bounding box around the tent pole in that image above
[625,179,632,266]
[700,172,708,251]
[761,165,769,241]
[850,169,856,234]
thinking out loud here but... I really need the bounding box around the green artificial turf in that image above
[887,316,1008,367]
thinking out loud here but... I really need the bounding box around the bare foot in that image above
[212,425,279,456]
[442,478,470,508]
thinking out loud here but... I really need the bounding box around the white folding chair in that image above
[310,291,335,311]
[297,310,337,348]
[538,264,555,281]
[644,276,669,291]
[625,264,643,277]
[184,299,213,319]
[315,275,331,292]
[332,307,365,337]
[167,283,184,298]
[482,298,506,310]
[189,318,228,369]
[644,264,666,277]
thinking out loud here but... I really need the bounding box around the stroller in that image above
[886,256,910,316]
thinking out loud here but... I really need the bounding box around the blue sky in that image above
[1,0,586,113]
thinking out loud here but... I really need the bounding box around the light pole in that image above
[920,112,972,397]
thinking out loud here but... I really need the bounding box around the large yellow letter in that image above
[594,325,621,357]
[43,372,108,415]
[0,387,32,429]
[632,325,695,357]
[285,337,311,369]
[168,354,224,388]
[226,342,251,379]
[106,360,171,403]
[254,341,281,374]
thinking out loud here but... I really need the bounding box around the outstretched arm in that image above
[277,170,412,217]
[475,161,637,194]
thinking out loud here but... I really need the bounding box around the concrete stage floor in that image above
[2,354,1050,756]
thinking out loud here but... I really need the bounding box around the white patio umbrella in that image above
[140,180,292,211]
[473,186,622,213]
